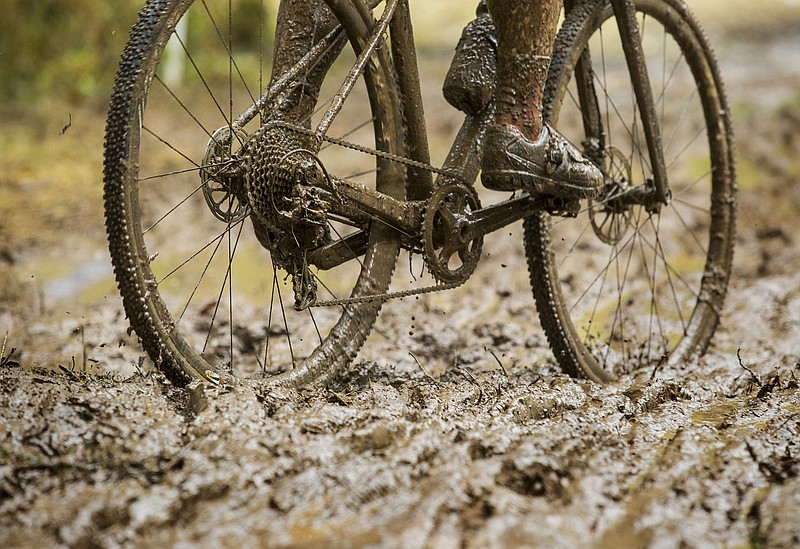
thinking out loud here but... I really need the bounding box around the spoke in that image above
[634,215,665,360]
[177,224,228,326]
[308,308,323,345]
[583,239,615,346]
[227,196,237,370]
[599,24,614,155]
[274,271,296,366]
[326,214,362,229]
[660,22,667,129]
[142,125,200,169]
[139,160,237,183]
[557,218,595,269]
[671,168,711,202]
[551,184,638,230]
[655,48,686,114]
[202,216,245,356]
[630,16,647,187]
[154,75,215,142]
[565,85,600,142]
[158,219,245,284]
[315,0,400,139]
[321,117,377,151]
[588,66,651,173]
[343,168,379,180]
[263,270,278,372]
[259,0,265,125]
[315,274,346,305]
[568,226,642,314]
[235,26,347,128]
[199,0,258,111]
[667,200,709,256]
[173,28,232,128]
[648,214,688,333]
[327,222,367,272]
[228,0,233,127]
[672,196,710,215]
[667,120,706,170]
[144,181,205,235]
[636,229,700,298]
[603,209,641,368]
[663,84,700,158]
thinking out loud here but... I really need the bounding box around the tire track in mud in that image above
[2,356,797,547]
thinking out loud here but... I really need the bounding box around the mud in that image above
[2,347,798,546]
[3,13,800,549]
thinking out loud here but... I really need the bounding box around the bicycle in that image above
[103,0,736,387]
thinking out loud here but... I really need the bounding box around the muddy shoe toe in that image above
[481,124,603,199]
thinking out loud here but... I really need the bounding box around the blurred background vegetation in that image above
[1,0,800,361]
[3,0,800,105]
[1,0,141,102]
[0,0,281,103]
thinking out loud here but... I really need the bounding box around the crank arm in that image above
[461,194,560,242]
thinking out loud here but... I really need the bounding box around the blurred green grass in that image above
[3,0,800,104]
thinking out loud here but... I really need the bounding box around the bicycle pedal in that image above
[543,196,580,217]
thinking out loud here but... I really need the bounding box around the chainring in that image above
[423,184,483,284]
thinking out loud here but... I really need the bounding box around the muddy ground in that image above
[3,8,800,548]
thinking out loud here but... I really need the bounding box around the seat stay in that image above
[317,0,402,141]
[232,25,346,130]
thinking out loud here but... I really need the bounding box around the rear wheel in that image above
[103,0,406,386]
[525,0,736,381]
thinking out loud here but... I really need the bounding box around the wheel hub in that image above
[589,146,634,245]
[201,126,250,223]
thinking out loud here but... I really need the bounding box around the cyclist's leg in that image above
[487,0,559,139]
[482,0,602,199]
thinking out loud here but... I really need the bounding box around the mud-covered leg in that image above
[486,0,560,139]
[481,0,603,201]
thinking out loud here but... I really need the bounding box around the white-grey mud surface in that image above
[2,17,800,549]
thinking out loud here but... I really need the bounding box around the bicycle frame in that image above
[326,0,670,207]
[230,0,673,270]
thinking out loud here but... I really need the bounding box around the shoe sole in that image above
[482,169,601,200]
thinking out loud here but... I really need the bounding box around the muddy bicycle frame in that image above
[224,0,669,273]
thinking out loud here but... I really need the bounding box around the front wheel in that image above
[525,0,736,381]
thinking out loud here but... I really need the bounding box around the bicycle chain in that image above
[272,121,468,184]
[265,121,473,308]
